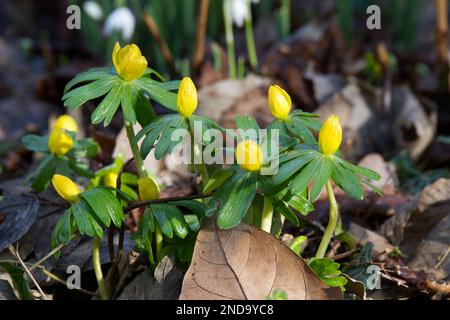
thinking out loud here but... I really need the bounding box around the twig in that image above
[37,266,98,297]
[434,245,450,269]
[143,13,176,74]
[9,244,47,300]
[331,249,357,261]
[28,242,65,272]
[125,193,213,213]
[193,0,210,72]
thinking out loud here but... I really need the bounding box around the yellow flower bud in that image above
[112,42,148,82]
[318,115,342,156]
[268,85,292,121]
[52,174,81,203]
[236,140,263,172]
[104,172,118,189]
[138,176,160,201]
[48,128,73,156]
[177,77,198,117]
[53,115,78,133]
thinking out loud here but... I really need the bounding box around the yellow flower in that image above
[319,115,342,156]
[52,174,81,203]
[53,115,78,133]
[138,176,160,201]
[236,140,263,172]
[112,42,148,82]
[177,77,198,117]
[48,128,73,156]
[104,172,118,189]
[268,85,292,121]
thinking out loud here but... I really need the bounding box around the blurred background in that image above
[0,0,449,192]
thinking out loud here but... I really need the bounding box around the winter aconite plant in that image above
[23,42,381,299]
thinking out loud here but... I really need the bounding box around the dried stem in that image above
[143,13,176,74]
[9,244,47,300]
[436,0,448,65]
[193,0,210,72]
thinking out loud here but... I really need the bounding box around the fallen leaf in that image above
[0,191,39,252]
[117,256,183,300]
[179,220,342,300]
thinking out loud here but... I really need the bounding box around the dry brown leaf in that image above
[179,220,342,300]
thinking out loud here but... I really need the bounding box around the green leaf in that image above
[64,67,114,93]
[217,173,258,229]
[309,258,347,288]
[163,205,189,239]
[331,162,364,200]
[286,117,317,144]
[0,263,34,300]
[203,169,234,193]
[121,84,138,124]
[91,83,123,126]
[81,187,124,228]
[72,199,95,237]
[137,115,180,159]
[119,184,139,202]
[287,194,314,215]
[290,157,323,195]
[235,115,260,133]
[152,204,173,238]
[68,160,95,178]
[154,117,187,160]
[138,207,155,237]
[273,151,317,186]
[135,77,177,111]
[184,214,201,232]
[52,209,72,246]
[71,138,99,158]
[290,235,307,256]
[346,162,381,181]
[121,172,138,185]
[169,200,206,217]
[22,135,48,152]
[135,92,156,127]
[273,200,299,226]
[310,156,334,202]
[63,78,117,111]
[31,156,57,192]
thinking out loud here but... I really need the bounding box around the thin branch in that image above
[28,243,65,272]
[9,244,47,300]
[38,266,98,297]
[193,0,210,72]
[125,193,213,213]
[143,13,176,74]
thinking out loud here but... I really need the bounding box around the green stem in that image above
[188,123,209,191]
[155,225,163,262]
[124,121,147,178]
[315,180,339,259]
[93,236,109,300]
[223,0,236,79]
[244,1,258,71]
[261,198,274,233]
[279,0,291,38]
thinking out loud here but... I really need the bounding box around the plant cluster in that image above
[23,42,381,299]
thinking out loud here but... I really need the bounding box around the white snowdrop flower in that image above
[83,1,103,21]
[103,7,135,41]
[231,0,249,28]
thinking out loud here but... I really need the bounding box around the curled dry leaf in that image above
[180,220,342,300]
